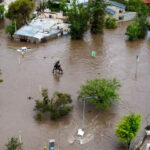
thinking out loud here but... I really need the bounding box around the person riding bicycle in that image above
[53,60,63,74]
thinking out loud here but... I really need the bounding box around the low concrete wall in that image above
[117,12,136,22]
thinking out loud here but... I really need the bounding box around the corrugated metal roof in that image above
[15,25,41,37]
[105,7,116,15]
[104,1,126,9]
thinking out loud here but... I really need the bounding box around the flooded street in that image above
[0,20,150,150]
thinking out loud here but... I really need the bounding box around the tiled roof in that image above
[104,1,126,9]
[105,7,116,15]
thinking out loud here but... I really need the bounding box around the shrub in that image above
[33,89,73,120]
[5,137,22,150]
[0,4,5,19]
[5,24,16,38]
[126,21,141,41]
[50,106,73,120]
[126,17,148,41]
[35,113,43,121]
[145,125,150,130]
[0,78,3,82]
[105,17,117,29]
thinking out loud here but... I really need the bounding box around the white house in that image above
[105,1,136,21]
[105,1,126,21]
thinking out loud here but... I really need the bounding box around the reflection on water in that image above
[0,21,150,150]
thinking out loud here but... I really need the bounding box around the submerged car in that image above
[49,139,55,150]
[17,47,31,52]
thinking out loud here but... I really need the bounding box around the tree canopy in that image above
[90,0,105,34]
[115,113,142,150]
[126,0,149,17]
[5,0,35,27]
[67,0,90,39]
[78,78,121,110]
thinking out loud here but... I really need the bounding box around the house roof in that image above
[104,1,126,9]
[105,7,116,15]
[144,0,150,3]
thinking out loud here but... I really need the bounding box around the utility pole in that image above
[77,96,98,136]
[82,98,86,129]
[135,55,139,79]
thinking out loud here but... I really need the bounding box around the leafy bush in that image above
[5,137,22,150]
[34,89,73,120]
[126,17,148,41]
[126,21,141,41]
[78,78,121,110]
[0,4,5,19]
[138,17,148,39]
[50,106,73,120]
[145,125,150,130]
[35,113,43,121]
[5,24,16,38]
[115,113,142,150]
[105,17,117,29]
[0,78,3,82]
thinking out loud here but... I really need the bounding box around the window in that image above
[119,10,123,13]
[119,16,124,20]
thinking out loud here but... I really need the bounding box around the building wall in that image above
[107,6,125,20]
[122,12,136,22]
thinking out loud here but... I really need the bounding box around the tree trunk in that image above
[127,141,131,150]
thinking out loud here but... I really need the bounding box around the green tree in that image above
[126,0,149,17]
[90,0,105,34]
[67,0,90,39]
[115,113,142,150]
[105,17,117,29]
[60,0,68,15]
[5,0,35,27]
[34,89,73,120]
[46,0,60,12]
[5,137,22,150]
[138,16,148,39]
[78,78,121,110]
[37,1,46,12]
[5,24,16,38]
[0,4,5,19]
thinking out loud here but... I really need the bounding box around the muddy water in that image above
[0,20,150,150]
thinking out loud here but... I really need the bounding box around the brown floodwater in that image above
[0,20,150,150]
